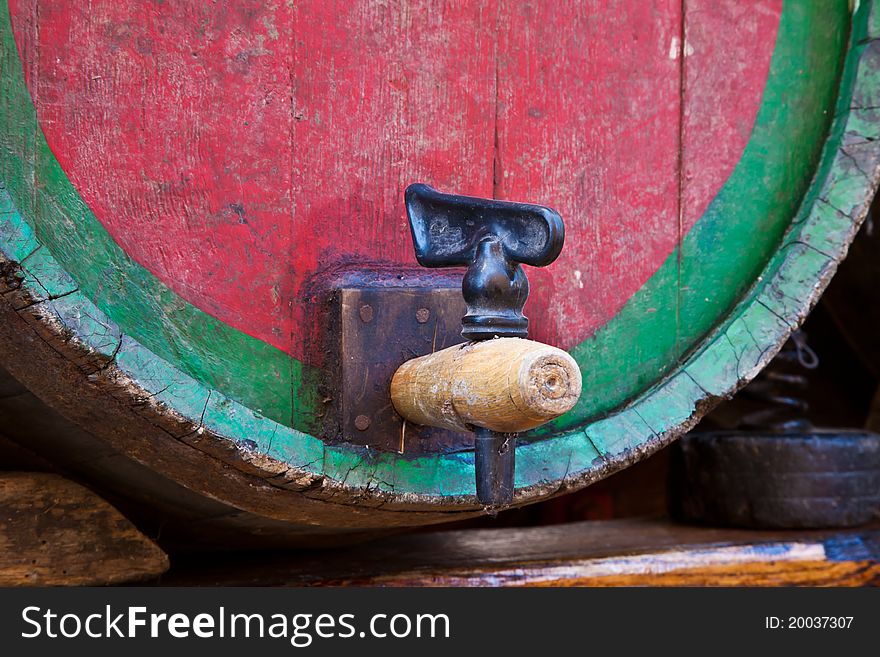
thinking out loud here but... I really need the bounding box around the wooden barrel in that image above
[1,0,879,545]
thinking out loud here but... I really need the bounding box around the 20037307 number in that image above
[765,617,854,630]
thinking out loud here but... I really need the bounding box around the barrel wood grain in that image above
[0,1,879,538]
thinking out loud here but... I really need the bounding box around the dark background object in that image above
[669,430,880,529]
[668,210,880,530]
[823,196,880,379]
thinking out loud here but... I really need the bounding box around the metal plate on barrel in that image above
[330,279,469,454]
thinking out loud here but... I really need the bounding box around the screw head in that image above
[359,304,374,323]
[354,414,371,431]
[415,307,430,323]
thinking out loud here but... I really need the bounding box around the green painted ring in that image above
[1,1,879,528]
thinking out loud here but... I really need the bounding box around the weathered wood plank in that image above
[0,472,168,585]
[159,518,880,587]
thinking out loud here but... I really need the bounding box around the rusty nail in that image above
[354,415,371,431]
[415,307,430,323]
[359,304,374,323]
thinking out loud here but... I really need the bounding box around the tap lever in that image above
[396,183,575,507]
[404,183,564,340]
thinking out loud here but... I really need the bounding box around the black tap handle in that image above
[404,183,564,341]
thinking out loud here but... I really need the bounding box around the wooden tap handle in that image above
[390,338,582,433]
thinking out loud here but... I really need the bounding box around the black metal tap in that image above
[404,183,565,505]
